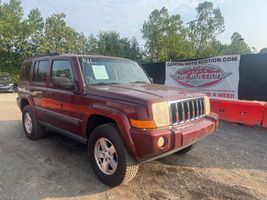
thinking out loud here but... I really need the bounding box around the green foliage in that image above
[141,2,227,61]
[39,13,87,54]
[189,1,225,57]
[141,2,253,61]
[86,31,143,62]
[0,0,143,82]
[0,0,256,82]
[220,32,252,55]
[141,7,193,62]
[0,0,25,82]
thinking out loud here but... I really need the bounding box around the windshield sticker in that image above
[91,65,109,79]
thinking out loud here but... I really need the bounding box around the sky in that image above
[4,0,267,51]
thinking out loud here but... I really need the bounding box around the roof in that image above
[24,53,133,62]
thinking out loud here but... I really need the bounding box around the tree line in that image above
[0,0,264,82]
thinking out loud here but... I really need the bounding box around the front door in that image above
[39,58,82,136]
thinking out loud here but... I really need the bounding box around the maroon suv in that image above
[17,54,219,186]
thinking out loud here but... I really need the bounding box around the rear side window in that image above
[51,60,74,81]
[33,60,49,84]
[21,61,32,81]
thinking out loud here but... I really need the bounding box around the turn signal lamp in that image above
[130,119,156,129]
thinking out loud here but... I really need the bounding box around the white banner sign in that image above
[165,55,241,99]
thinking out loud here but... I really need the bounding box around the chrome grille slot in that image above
[169,98,205,125]
[178,103,183,122]
[189,101,194,119]
[195,99,199,116]
[200,98,205,115]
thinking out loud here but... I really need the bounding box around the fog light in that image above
[157,136,165,148]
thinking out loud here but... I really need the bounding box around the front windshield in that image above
[79,57,150,85]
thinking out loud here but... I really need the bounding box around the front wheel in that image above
[88,123,139,187]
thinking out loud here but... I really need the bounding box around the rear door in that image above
[30,59,50,120]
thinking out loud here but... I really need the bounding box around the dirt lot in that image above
[0,93,266,200]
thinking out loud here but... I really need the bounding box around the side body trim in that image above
[35,106,81,126]
[39,121,87,144]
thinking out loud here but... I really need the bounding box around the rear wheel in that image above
[88,123,139,187]
[22,105,45,140]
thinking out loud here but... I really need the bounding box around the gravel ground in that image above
[0,93,266,200]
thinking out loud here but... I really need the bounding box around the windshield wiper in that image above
[90,82,120,85]
[129,81,148,84]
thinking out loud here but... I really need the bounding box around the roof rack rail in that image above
[32,52,60,57]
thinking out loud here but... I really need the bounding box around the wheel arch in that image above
[85,104,139,160]
[86,114,116,139]
[20,98,29,111]
[19,93,35,112]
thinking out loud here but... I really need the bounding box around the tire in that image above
[22,105,45,140]
[88,123,139,187]
[176,144,195,155]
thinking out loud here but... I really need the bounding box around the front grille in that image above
[169,98,205,125]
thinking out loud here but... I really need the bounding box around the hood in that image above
[85,83,204,105]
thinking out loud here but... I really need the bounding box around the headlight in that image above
[204,96,210,114]
[152,102,170,127]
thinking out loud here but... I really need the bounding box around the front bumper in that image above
[130,113,219,162]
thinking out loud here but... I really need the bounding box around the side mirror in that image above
[52,77,76,90]
[149,77,153,83]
